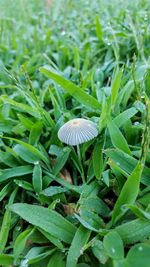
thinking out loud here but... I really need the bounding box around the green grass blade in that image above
[111,68,123,109]
[103,231,124,260]
[107,119,131,155]
[40,66,100,111]
[111,162,143,225]
[113,107,138,128]
[9,203,76,244]
[32,163,42,193]
[66,225,91,267]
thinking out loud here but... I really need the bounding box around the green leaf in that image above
[40,186,68,197]
[93,137,104,179]
[111,68,123,109]
[0,95,40,118]
[126,244,150,267]
[95,15,103,41]
[47,251,65,267]
[0,136,50,167]
[14,179,33,191]
[99,96,111,132]
[25,247,56,265]
[113,107,138,128]
[29,121,43,145]
[40,65,100,111]
[14,144,39,163]
[0,165,33,183]
[66,225,91,267]
[0,254,14,266]
[32,163,42,193]
[14,228,34,262]
[79,196,110,218]
[18,114,34,131]
[53,147,71,176]
[115,218,150,244]
[0,189,17,253]
[108,118,131,155]
[38,228,63,249]
[9,203,76,244]
[105,149,150,186]
[111,162,143,225]
[126,204,150,220]
[103,231,124,260]
[92,239,108,264]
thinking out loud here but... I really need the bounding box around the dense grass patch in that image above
[0,0,150,266]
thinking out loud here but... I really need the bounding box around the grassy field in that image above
[0,0,150,266]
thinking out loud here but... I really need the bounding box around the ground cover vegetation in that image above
[0,0,150,266]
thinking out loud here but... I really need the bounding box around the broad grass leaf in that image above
[14,228,34,262]
[24,247,56,265]
[105,149,150,186]
[0,136,50,167]
[79,196,110,218]
[103,231,124,260]
[53,147,71,176]
[0,210,11,254]
[126,204,150,220]
[40,186,68,197]
[92,240,108,264]
[18,114,34,131]
[38,228,63,249]
[111,162,143,225]
[13,144,40,163]
[0,165,33,183]
[66,225,91,267]
[115,218,150,244]
[0,254,14,266]
[0,120,16,133]
[113,107,138,128]
[126,244,150,267]
[0,96,40,118]
[9,203,76,244]
[0,189,17,253]
[99,96,111,132]
[40,65,100,111]
[29,121,43,145]
[95,15,103,41]
[74,214,99,232]
[47,251,65,267]
[111,68,123,109]
[107,119,131,155]
[0,183,12,201]
[93,137,104,180]
[14,179,33,191]
[32,163,42,193]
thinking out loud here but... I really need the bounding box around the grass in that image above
[0,0,150,266]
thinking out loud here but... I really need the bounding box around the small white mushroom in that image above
[58,118,98,183]
[58,118,98,146]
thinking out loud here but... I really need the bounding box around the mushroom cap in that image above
[58,118,98,146]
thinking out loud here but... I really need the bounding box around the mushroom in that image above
[58,118,98,182]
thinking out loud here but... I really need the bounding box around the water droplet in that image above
[138,246,143,251]
[112,248,115,253]
[61,30,66,36]
[34,161,39,165]
[134,122,139,126]
[117,162,120,166]
[141,95,145,99]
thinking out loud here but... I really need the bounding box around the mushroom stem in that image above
[77,144,81,161]
[77,144,85,183]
